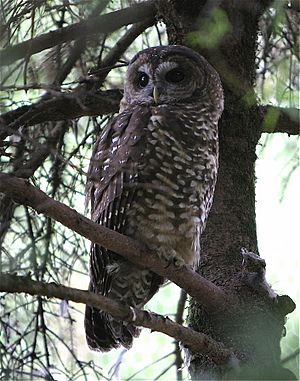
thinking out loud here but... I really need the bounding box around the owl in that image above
[85,45,224,351]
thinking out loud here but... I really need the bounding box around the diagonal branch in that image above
[91,18,154,87]
[0,173,228,311]
[0,273,233,365]
[0,89,122,140]
[0,1,156,67]
[54,0,146,86]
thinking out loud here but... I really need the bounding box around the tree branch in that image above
[0,89,122,140]
[260,105,299,135]
[2,100,298,145]
[0,18,154,139]
[53,0,111,85]
[91,18,154,86]
[174,289,187,380]
[55,8,153,86]
[0,173,228,311]
[0,1,156,67]
[0,273,233,365]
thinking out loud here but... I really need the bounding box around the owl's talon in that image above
[158,248,185,269]
[173,257,185,269]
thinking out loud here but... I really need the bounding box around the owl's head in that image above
[121,45,223,113]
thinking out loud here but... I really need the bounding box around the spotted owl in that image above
[85,45,224,351]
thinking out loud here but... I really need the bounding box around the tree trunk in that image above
[159,1,296,379]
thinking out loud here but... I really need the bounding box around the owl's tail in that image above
[84,266,164,352]
[85,305,140,351]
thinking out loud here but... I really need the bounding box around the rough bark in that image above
[158,0,297,379]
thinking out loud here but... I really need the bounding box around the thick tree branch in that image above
[0,89,122,140]
[260,105,299,135]
[0,173,228,311]
[0,273,233,365]
[0,1,156,67]
[2,100,299,144]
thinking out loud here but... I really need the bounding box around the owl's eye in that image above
[137,72,149,87]
[165,68,185,83]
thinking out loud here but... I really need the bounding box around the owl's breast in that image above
[124,104,219,266]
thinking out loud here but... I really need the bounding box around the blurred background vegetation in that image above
[0,0,299,380]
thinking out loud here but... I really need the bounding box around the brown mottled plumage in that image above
[85,45,224,351]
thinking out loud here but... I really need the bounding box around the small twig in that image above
[126,351,174,381]
[281,348,300,365]
[154,362,174,380]
[175,289,187,326]
[174,290,187,380]
[54,0,111,85]
[0,122,67,246]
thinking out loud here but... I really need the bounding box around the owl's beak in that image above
[153,86,160,104]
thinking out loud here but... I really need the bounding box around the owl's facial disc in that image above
[124,56,203,106]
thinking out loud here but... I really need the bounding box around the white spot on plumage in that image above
[174,156,185,163]
[150,115,163,125]
[174,163,183,170]
[155,173,180,190]
[189,194,198,202]
[149,158,158,166]
[152,131,160,139]
[161,165,173,174]
[155,193,174,207]
[186,168,196,176]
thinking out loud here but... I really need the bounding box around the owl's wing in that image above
[86,106,149,225]
[85,106,152,350]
